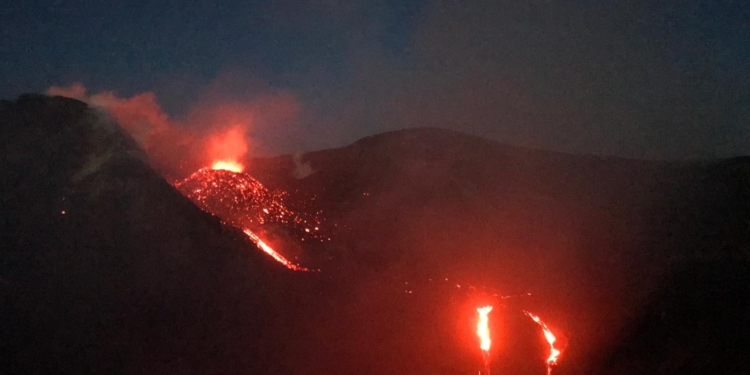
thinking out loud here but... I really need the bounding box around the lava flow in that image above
[243,228,308,271]
[476,306,493,375]
[523,311,561,375]
[174,165,324,271]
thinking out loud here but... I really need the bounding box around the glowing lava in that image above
[211,160,244,173]
[477,305,493,375]
[243,229,308,271]
[523,311,561,375]
[477,306,493,351]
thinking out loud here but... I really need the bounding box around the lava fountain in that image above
[207,126,247,174]
[523,311,561,375]
[476,306,493,375]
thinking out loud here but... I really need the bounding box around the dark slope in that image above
[602,262,750,374]
[598,158,750,374]
[0,95,315,374]
[247,127,750,374]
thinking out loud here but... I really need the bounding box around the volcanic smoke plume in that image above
[46,81,301,178]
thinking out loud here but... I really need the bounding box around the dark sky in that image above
[2,0,749,159]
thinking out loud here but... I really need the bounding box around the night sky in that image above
[2,0,749,159]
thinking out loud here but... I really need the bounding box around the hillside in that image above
[247,127,750,373]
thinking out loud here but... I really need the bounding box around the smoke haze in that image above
[13,0,747,163]
[47,77,303,178]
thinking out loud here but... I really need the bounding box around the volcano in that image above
[2,94,749,374]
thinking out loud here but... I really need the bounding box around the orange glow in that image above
[523,311,561,375]
[477,306,493,352]
[211,160,244,173]
[207,126,248,173]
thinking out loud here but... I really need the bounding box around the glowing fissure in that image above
[523,311,561,375]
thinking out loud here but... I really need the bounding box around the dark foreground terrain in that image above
[1,95,748,374]
[248,127,750,373]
